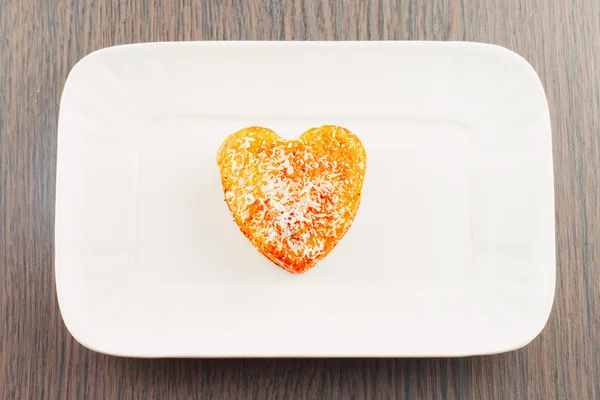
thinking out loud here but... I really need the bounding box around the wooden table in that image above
[1,1,599,398]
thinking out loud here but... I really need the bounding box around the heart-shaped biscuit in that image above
[216,125,366,274]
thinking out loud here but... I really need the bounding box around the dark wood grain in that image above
[1,0,599,399]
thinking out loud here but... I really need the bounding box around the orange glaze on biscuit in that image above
[216,125,366,274]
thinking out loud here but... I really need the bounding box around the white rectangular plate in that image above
[56,41,555,357]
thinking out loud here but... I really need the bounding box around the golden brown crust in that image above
[216,125,366,274]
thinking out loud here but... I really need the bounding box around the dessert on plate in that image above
[217,125,366,274]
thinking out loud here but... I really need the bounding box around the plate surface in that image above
[55,41,555,357]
